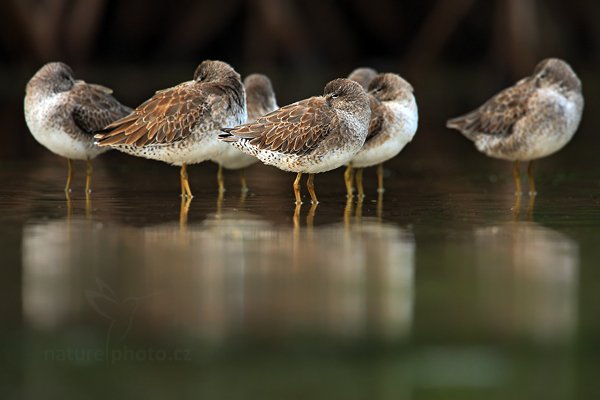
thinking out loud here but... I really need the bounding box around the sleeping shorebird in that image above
[447,58,584,196]
[348,67,378,90]
[24,62,131,195]
[94,60,246,198]
[212,73,278,192]
[346,72,418,197]
[219,78,371,204]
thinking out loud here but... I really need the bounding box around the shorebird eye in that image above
[331,93,339,99]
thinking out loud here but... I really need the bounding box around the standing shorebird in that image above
[447,58,584,195]
[24,62,131,195]
[212,73,279,193]
[346,72,418,197]
[95,60,246,198]
[219,78,371,204]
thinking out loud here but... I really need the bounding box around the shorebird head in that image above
[368,73,414,102]
[26,62,75,95]
[324,78,370,113]
[193,60,240,83]
[348,67,378,90]
[533,58,581,93]
[244,74,278,116]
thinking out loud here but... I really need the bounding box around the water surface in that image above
[1,141,600,399]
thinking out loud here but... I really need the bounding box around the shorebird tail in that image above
[446,111,480,140]
[218,128,239,142]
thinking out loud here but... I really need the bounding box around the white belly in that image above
[114,131,229,166]
[25,95,105,160]
[352,100,418,168]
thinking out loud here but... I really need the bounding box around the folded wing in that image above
[221,97,335,156]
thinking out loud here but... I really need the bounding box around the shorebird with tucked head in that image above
[447,58,584,196]
[24,62,131,195]
[94,60,246,198]
[346,72,418,197]
[212,73,278,193]
[348,67,378,90]
[219,78,371,204]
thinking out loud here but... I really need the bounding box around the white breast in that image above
[24,94,103,160]
[351,96,418,168]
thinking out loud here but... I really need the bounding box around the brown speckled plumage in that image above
[348,67,378,90]
[447,58,583,162]
[223,96,336,156]
[350,73,418,171]
[94,60,246,197]
[220,79,371,167]
[220,78,371,203]
[244,74,278,122]
[24,62,131,160]
[212,73,279,173]
[96,60,245,152]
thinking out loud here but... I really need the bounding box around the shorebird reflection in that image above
[474,221,578,343]
[22,209,415,341]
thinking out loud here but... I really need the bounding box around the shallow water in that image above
[1,139,600,399]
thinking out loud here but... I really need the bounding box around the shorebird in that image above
[348,67,378,90]
[219,78,371,204]
[24,62,131,195]
[346,72,418,197]
[447,58,584,195]
[95,60,246,198]
[212,73,278,192]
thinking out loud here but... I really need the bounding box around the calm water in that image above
[1,135,600,399]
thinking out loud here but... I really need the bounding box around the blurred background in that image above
[2,0,599,159]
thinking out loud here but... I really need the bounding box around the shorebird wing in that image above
[223,97,335,156]
[70,82,132,135]
[365,96,385,142]
[446,81,534,138]
[95,82,217,147]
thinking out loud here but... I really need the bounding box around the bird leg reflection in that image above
[377,163,385,193]
[240,169,249,193]
[527,161,537,196]
[180,195,192,226]
[512,161,522,196]
[65,158,73,197]
[355,196,364,222]
[217,164,225,194]
[344,164,354,198]
[85,193,92,219]
[307,203,318,228]
[512,192,522,220]
[293,203,302,230]
[85,159,93,194]
[307,173,318,204]
[293,172,303,205]
[343,197,353,228]
[355,168,365,198]
[377,190,384,220]
[180,164,193,198]
[527,194,536,220]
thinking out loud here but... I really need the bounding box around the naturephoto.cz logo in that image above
[44,278,191,363]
